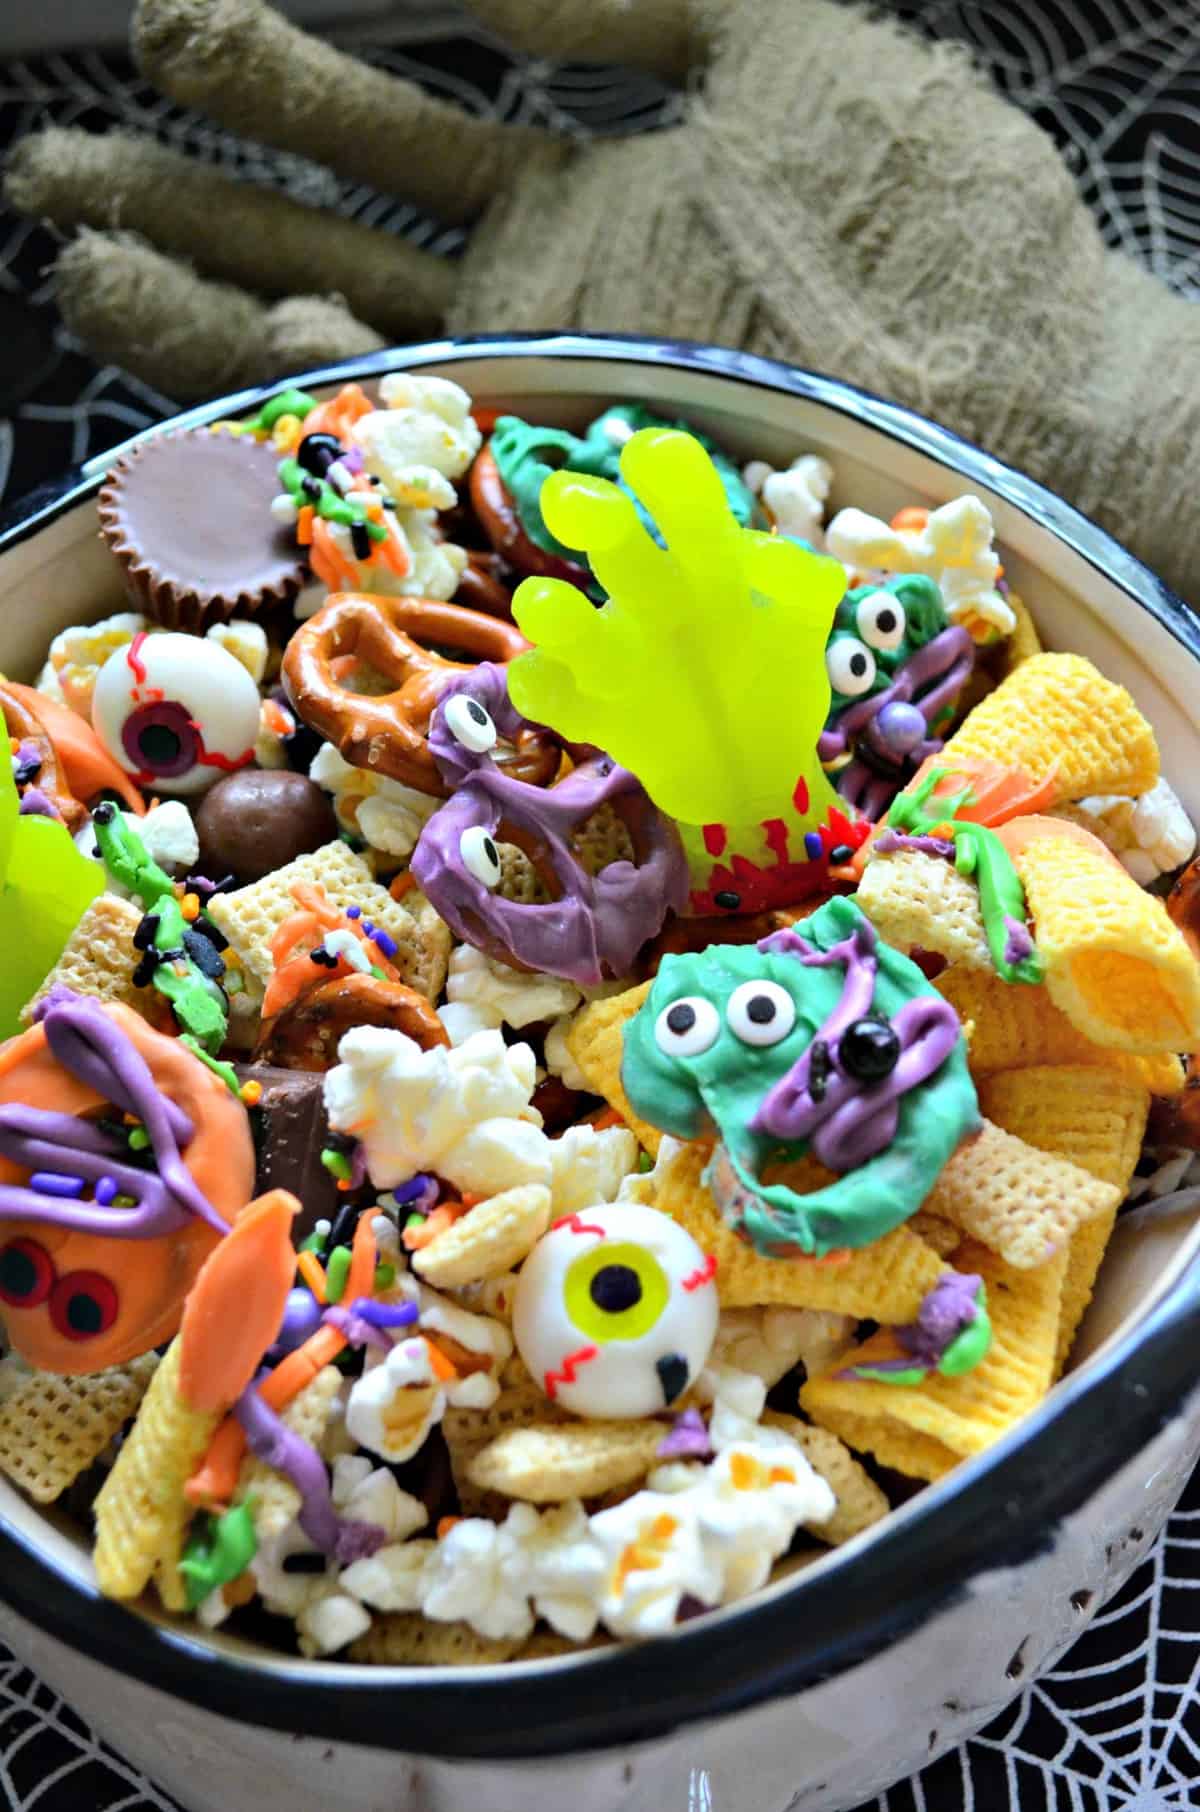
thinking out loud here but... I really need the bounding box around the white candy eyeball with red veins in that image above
[513,1202,719,1419]
[91,631,261,795]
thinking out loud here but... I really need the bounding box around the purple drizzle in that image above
[657,1408,713,1460]
[872,831,957,859]
[0,988,227,1238]
[1002,914,1035,966]
[235,1379,386,1565]
[838,1271,983,1379]
[750,921,961,1171]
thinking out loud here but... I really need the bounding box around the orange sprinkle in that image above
[402,1200,469,1252]
[239,1079,263,1107]
[424,1338,458,1384]
[296,1250,328,1304]
[768,1465,796,1485]
[890,505,930,534]
[262,698,293,738]
[296,504,314,547]
[584,1107,625,1132]
[729,1452,758,1491]
[181,893,200,922]
[471,407,501,434]
[459,1192,485,1210]
[437,1516,463,1539]
[389,870,418,901]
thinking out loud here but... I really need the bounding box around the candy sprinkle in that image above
[324,1244,352,1303]
[29,1171,86,1199]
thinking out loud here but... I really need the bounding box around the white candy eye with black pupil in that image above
[856,590,907,651]
[826,637,877,697]
[444,694,498,753]
[654,996,720,1059]
[460,826,503,888]
[726,979,797,1046]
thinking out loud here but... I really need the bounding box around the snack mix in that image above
[0,374,1197,1667]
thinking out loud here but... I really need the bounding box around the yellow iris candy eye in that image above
[563,1241,670,1344]
[512,1202,720,1420]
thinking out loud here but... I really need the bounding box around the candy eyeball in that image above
[856,589,906,651]
[460,825,503,888]
[726,979,796,1047]
[826,637,877,697]
[512,1201,719,1419]
[654,995,720,1059]
[443,693,498,754]
[91,632,261,795]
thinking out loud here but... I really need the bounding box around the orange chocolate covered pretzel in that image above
[0,683,88,834]
[281,591,558,795]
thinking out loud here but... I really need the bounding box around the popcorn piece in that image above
[940,653,1159,803]
[549,1122,639,1216]
[346,1337,446,1465]
[826,495,1014,640]
[39,611,148,715]
[1072,778,1196,886]
[762,1412,890,1545]
[439,944,584,1047]
[308,742,437,861]
[325,1025,552,1195]
[412,1184,553,1289]
[206,619,268,685]
[588,1490,721,1636]
[688,1435,834,1599]
[744,453,833,547]
[297,1590,372,1657]
[361,374,482,482]
[707,1307,857,1389]
[317,508,467,603]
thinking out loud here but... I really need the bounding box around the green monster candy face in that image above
[490,403,762,571]
[824,574,950,719]
[621,897,980,1258]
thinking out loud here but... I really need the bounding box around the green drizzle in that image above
[887,769,1044,985]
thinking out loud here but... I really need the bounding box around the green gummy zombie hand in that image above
[508,427,847,831]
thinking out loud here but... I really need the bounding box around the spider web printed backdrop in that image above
[0,3,1199,1808]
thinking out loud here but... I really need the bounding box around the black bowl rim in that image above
[1,330,1199,1763]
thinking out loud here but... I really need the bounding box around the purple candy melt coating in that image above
[0,990,227,1239]
[18,788,58,818]
[411,664,687,985]
[656,1407,713,1460]
[872,830,957,859]
[875,700,928,754]
[1003,914,1035,966]
[899,1271,983,1367]
[236,1380,386,1562]
[322,1304,391,1351]
[751,921,962,1172]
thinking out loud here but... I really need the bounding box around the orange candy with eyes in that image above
[0,1004,254,1374]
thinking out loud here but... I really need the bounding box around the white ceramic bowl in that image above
[1,335,1199,1812]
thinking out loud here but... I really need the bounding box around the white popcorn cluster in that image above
[334,1368,834,1649]
[324,1026,637,1207]
[438,944,583,1046]
[825,494,1016,641]
[743,453,834,548]
[1073,777,1196,886]
[38,614,268,716]
[308,741,438,859]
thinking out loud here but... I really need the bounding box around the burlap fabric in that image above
[7,0,1199,600]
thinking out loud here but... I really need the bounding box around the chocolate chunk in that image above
[235,1062,341,1239]
[195,769,337,884]
[98,428,306,631]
